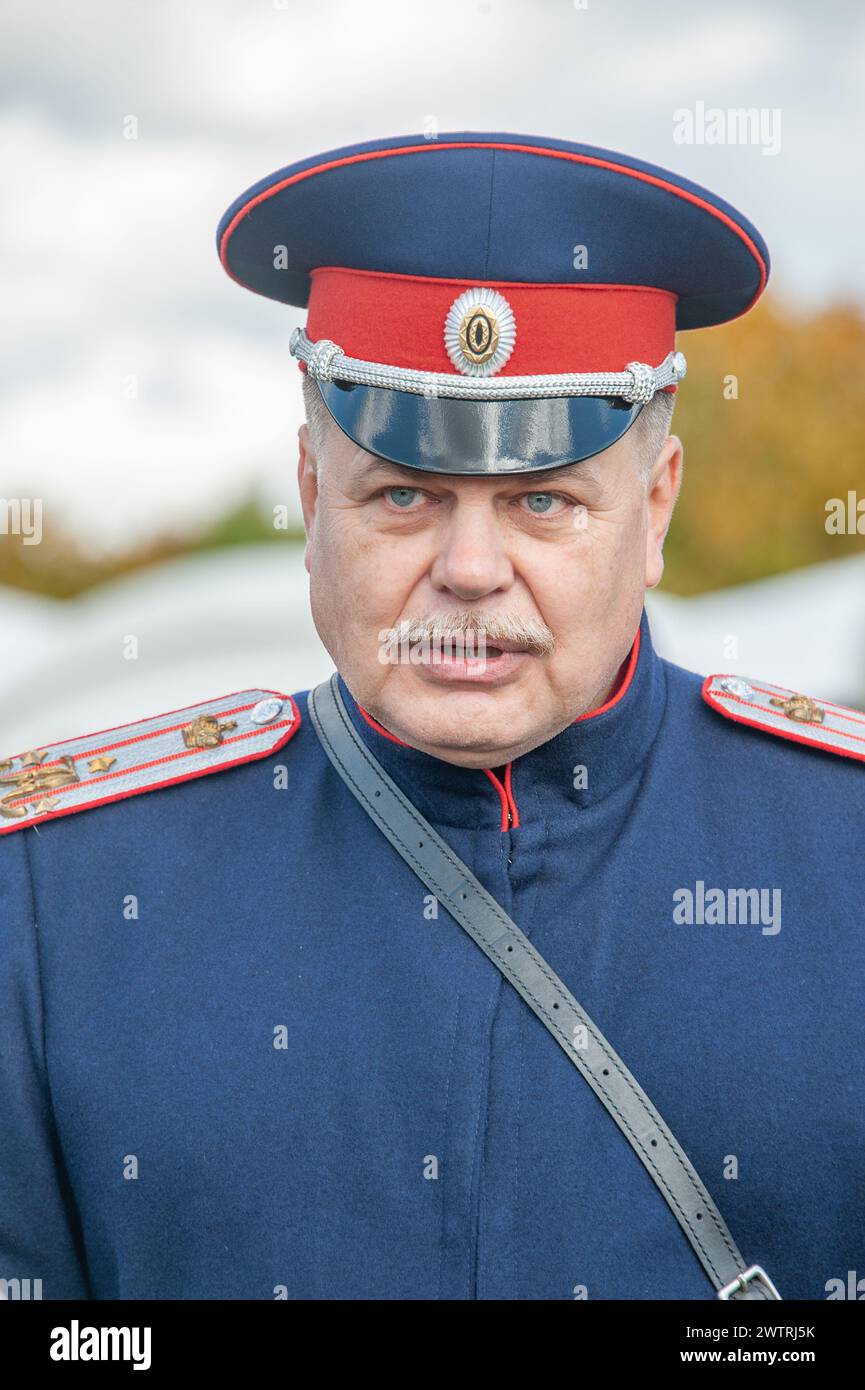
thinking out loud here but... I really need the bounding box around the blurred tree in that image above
[665,296,865,593]
[0,497,304,598]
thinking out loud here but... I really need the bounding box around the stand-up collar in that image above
[333,608,667,831]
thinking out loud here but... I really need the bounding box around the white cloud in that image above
[0,0,863,546]
[0,326,305,545]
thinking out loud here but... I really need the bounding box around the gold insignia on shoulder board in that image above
[19,749,47,767]
[88,756,117,773]
[769,694,825,724]
[0,755,80,819]
[181,715,238,749]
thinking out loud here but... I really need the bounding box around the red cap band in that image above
[306,266,677,377]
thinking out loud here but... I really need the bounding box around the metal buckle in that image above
[717,1264,782,1301]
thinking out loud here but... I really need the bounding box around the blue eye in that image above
[387,486,420,508]
[525,492,556,514]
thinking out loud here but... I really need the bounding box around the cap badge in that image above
[444,287,516,377]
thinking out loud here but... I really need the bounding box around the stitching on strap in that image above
[311,678,753,1292]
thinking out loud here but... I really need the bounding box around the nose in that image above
[429,499,515,601]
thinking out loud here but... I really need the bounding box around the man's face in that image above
[298,411,682,767]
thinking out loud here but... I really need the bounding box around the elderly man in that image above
[1,133,863,1304]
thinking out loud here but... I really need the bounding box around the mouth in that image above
[416,643,533,686]
[482,642,525,656]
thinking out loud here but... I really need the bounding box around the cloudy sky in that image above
[2,0,863,549]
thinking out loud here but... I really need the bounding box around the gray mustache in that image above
[388,611,555,656]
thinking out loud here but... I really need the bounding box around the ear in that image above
[644,434,683,590]
[297,422,319,575]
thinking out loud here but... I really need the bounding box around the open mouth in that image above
[417,644,532,684]
[425,641,518,662]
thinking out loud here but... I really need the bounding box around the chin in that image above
[404,686,529,750]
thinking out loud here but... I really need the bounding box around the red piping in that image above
[357,704,410,746]
[4,688,289,764]
[745,682,865,727]
[503,761,520,829]
[481,628,642,829]
[3,719,297,810]
[354,622,643,829]
[0,698,301,835]
[702,676,865,763]
[14,699,265,769]
[310,265,678,298]
[573,627,641,723]
[357,701,519,829]
[482,768,511,831]
[220,141,767,316]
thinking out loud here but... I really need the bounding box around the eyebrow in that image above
[351,454,604,489]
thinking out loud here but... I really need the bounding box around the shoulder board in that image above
[0,689,300,835]
[702,674,865,764]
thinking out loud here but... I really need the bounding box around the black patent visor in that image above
[317,379,643,475]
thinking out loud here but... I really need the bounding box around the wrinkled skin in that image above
[298,416,682,768]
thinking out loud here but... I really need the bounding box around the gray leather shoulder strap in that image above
[308,674,781,1302]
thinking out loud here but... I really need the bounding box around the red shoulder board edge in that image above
[0,688,300,835]
[702,674,865,764]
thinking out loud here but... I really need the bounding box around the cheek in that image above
[587,503,647,580]
[528,511,645,634]
[549,513,637,593]
[309,509,428,646]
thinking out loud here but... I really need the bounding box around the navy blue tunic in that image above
[1,610,863,1299]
